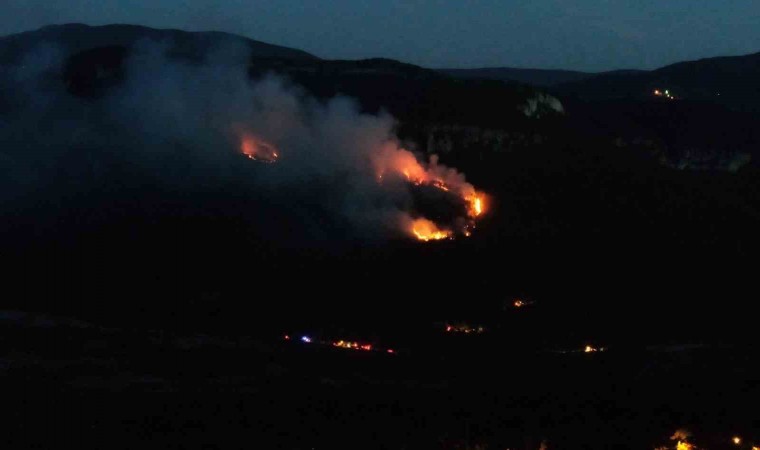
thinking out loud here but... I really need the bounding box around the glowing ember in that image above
[431,179,450,192]
[333,340,373,351]
[411,218,452,242]
[670,429,693,450]
[445,323,486,334]
[240,134,279,163]
[514,300,525,308]
[675,441,693,450]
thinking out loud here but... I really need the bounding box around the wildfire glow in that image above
[445,323,486,334]
[333,340,373,351]
[240,134,279,163]
[676,441,693,450]
[411,218,452,242]
[372,147,487,241]
[236,127,487,242]
[468,194,483,217]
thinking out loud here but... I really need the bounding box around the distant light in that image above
[301,336,312,343]
[387,349,395,354]
[733,437,741,445]
[284,335,290,340]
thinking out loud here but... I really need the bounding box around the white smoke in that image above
[0,39,476,242]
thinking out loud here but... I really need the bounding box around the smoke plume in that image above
[0,39,482,243]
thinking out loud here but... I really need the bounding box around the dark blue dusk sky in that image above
[4,0,759,71]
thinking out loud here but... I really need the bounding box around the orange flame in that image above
[333,340,373,351]
[372,146,487,241]
[240,134,279,163]
[235,131,487,241]
[466,193,484,218]
[676,441,693,450]
[411,218,452,242]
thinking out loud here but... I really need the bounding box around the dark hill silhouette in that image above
[0,23,317,65]
[439,67,644,87]
[554,51,760,112]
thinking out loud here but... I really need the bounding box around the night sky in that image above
[3,1,760,73]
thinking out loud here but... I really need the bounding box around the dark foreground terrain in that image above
[2,308,758,450]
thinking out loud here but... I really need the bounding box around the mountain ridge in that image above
[438,49,760,88]
[0,23,318,64]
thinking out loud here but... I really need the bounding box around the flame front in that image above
[675,441,693,450]
[240,134,279,163]
[372,146,486,242]
[236,129,486,242]
[466,193,484,218]
[411,218,452,242]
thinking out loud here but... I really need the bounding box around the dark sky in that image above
[4,0,760,71]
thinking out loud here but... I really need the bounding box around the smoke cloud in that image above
[0,39,480,244]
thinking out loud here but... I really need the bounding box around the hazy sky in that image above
[3,0,759,71]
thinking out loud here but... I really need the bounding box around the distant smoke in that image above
[0,39,479,243]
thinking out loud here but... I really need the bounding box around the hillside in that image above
[1,22,759,450]
[0,23,758,344]
[554,51,760,112]
[0,23,317,65]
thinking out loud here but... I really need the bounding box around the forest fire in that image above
[411,218,452,241]
[283,333,395,355]
[674,441,694,450]
[584,345,606,353]
[372,147,486,241]
[237,128,486,242]
[240,134,279,163]
[333,340,373,351]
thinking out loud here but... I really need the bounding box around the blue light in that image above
[301,336,312,343]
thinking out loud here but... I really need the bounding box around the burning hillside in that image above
[1,38,488,245]
[240,134,279,163]
[236,130,486,242]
